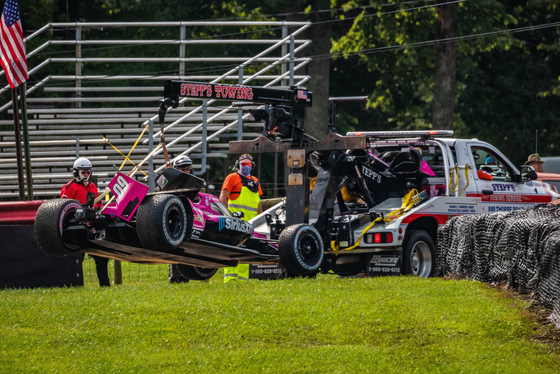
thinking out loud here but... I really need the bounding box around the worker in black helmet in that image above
[169,154,194,284]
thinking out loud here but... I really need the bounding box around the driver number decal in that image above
[112,175,128,198]
[108,172,149,221]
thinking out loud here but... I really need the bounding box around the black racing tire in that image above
[278,224,324,277]
[402,230,435,277]
[177,265,218,281]
[136,194,187,251]
[34,199,84,256]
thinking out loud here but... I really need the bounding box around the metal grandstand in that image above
[0,21,311,200]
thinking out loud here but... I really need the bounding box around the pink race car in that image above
[34,168,284,281]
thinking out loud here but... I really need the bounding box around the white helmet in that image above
[173,155,193,172]
[73,157,93,182]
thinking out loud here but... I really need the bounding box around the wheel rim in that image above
[59,203,81,250]
[166,205,184,241]
[410,240,432,277]
[299,234,321,265]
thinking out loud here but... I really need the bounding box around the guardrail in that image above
[0,200,44,224]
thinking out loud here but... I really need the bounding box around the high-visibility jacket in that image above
[224,174,260,282]
[223,262,250,282]
[226,173,261,221]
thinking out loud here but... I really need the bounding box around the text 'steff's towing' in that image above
[179,83,254,100]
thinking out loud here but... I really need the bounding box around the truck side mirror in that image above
[520,165,538,181]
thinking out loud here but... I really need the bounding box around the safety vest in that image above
[227,173,260,221]
[224,174,260,282]
[223,263,250,282]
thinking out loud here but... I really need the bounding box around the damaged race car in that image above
[34,83,328,280]
[34,167,280,281]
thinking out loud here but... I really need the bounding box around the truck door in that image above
[468,145,554,213]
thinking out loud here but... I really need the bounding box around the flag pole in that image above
[11,88,25,200]
[19,82,33,200]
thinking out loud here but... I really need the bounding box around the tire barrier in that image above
[437,204,560,327]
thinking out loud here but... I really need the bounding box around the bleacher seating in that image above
[0,21,311,201]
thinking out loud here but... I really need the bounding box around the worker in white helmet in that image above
[61,157,110,287]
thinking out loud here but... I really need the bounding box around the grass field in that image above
[2,267,559,373]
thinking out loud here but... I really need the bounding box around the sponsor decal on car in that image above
[218,217,253,234]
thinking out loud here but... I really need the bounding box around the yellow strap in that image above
[332,189,421,252]
[119,122,150,171]
[94,143,163,207]
[448,164,470,197]
[448,164,459,193]
[103,137,147,177]
[384,189,419,221]
[461,166,470,197]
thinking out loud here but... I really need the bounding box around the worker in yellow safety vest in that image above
[219,154,263,282]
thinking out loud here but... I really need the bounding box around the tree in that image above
[432,3,457,130]
[329,0,560,163]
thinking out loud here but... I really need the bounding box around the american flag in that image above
[0,0,28,88]
[297,89,308,100]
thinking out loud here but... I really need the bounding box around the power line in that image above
[24,1,560,81]
[313,0,467,27]
[312,20,560,62]
[31,0,465,57]
[213,0,447,20]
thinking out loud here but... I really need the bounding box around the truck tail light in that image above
[367,232,393,244]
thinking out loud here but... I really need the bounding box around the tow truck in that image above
[35,80,560,280]
[162,80,559,278]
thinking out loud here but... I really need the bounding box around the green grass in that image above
[1,274,558,373]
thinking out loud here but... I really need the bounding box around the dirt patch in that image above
[489,283,560,349]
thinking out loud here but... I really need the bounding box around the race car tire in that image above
[176,265,218,281]
[136,194,187,251]
[402,230,435,277]
[278,224,324,277]
[34,199,84,256]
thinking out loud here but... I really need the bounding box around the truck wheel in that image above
[278,224,324,277]
[402,230,435,277]
[136,194,187,251]
[34,199,84,256]
[177,265,218,281]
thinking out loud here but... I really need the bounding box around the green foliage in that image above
[456,47,560,165]
[329,0,560,154]
[1,276,559,373]
[9,0,560,161]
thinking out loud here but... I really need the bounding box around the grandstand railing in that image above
[0,21,311,200]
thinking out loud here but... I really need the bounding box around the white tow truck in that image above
[252,130,559,278]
